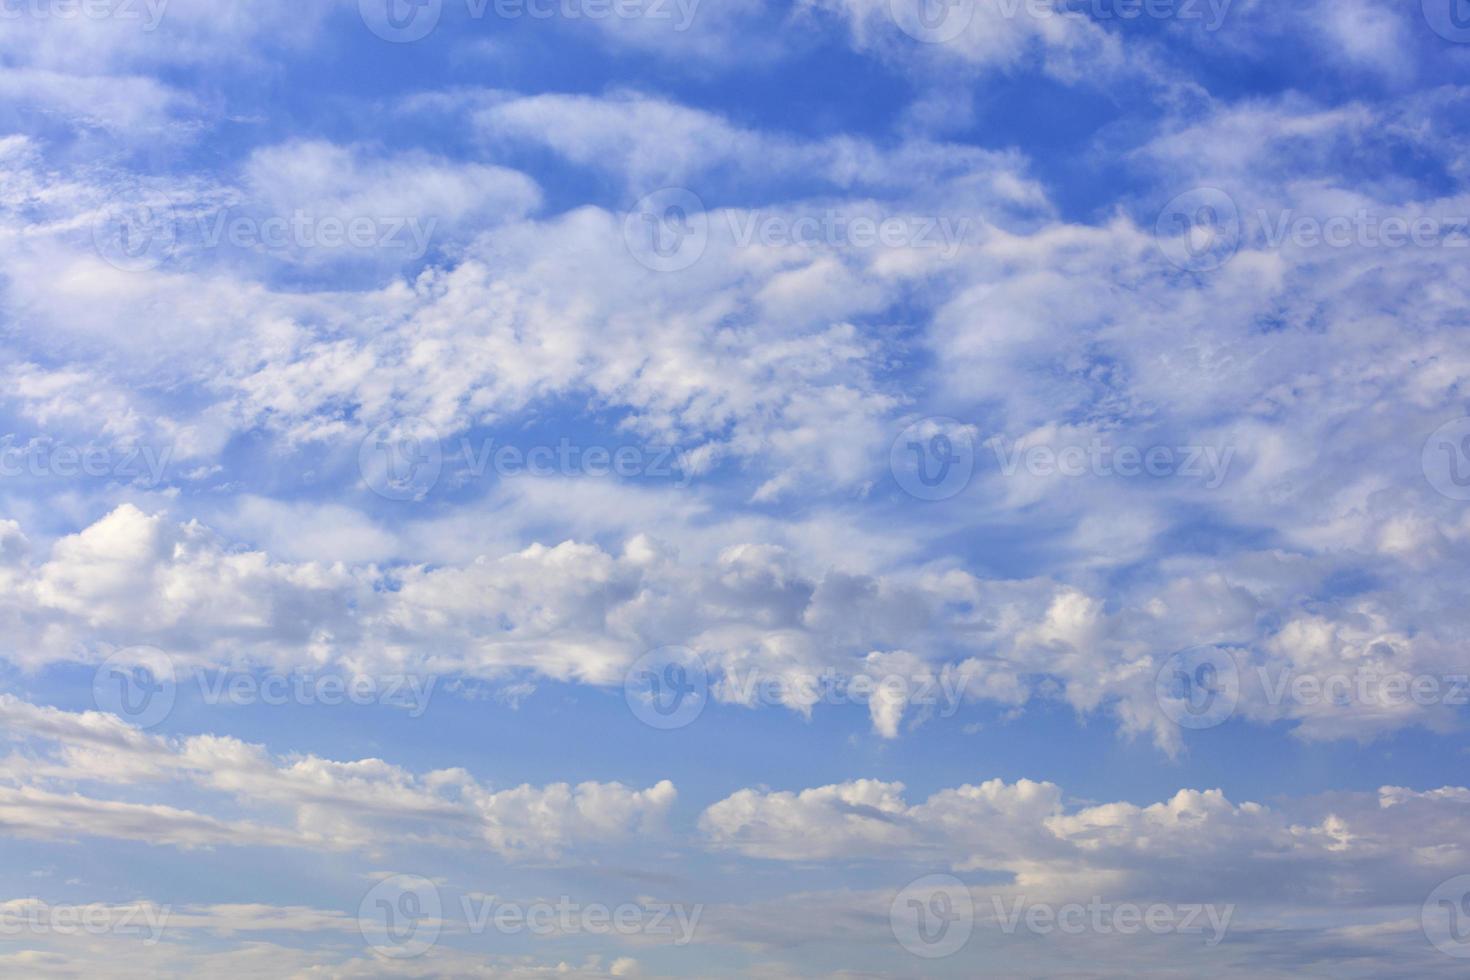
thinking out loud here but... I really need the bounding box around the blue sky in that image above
[1,0,1470,976]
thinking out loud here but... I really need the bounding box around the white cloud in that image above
[0,695,676,859]
[804,0,1126,78]
[3,501,1467,750]
[702,776,1470,904]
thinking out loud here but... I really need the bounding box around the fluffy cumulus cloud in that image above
[0,695,675,857]
[5,500,1470,753]
[694,777,1470,977]
[701,776,1470,903]
[804,0,1128,79]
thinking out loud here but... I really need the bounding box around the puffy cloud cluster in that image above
[0,695,674,858]
[1,500,1467,751]
[700,776,1470,905]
